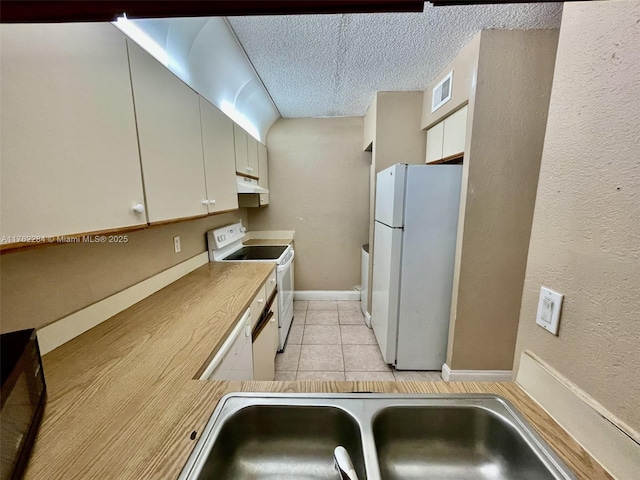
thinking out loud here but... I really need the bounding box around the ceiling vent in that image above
[431,70,453,113]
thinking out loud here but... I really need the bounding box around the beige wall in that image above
[446,29,559,370]
[363,94,377,151]
[373,92,427,174]
[0,210,246,333]
[514,1,640,433]
[365,91,427,309]
[421,34,480,129]
[248,117,370,291]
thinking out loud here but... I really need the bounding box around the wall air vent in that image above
[431,70,453,113]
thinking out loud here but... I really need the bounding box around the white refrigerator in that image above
[371,163,462,370]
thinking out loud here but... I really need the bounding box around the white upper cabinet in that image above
[234,124,260,178]
[199,98,239,214]
[442,105,468,159]
[425,105,468,163]
[426,121,445,163]
[238,142,270,208]
[127,39,208,223]
[0,24,146,241]
[233,124,250,175]
[247,135,260,177]
[258,143,270,206]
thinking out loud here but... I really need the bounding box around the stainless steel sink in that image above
[181,404,365,479]
[373,405,560,479]
[178,394,576,480]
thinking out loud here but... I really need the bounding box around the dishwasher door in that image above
[200,309,253,381]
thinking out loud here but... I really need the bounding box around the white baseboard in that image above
[517,351,640,480]
[37,252,209,355]
[441,363,513,382]
[294,290,361,301]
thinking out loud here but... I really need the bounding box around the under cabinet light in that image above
[220,100,260,141]
[113,14,169,67]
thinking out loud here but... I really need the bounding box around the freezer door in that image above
[375,164,406,228]
[395,164,462,370]
[371,221,403,364]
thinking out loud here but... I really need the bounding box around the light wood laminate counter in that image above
[24,261,611,480]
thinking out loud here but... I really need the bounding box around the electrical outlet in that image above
[536,287,563,335]
[173,236,181,253]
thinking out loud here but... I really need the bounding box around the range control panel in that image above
[208,222,246,250]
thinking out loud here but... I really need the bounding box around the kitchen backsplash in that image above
[0,210,247,333]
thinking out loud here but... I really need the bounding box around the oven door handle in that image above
[277,249,295,272]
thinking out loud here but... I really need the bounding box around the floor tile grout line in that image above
[339,311,346,376]
[296,309,305,377]
[339,307,353,377]
[295,326,302,373]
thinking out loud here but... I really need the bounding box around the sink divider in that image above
[356,401,383,480]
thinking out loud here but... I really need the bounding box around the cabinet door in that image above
[425,121,444,163]
[252,324,276,381]
[258,143,270,206]
[127,40,208,223]
[200,98,239,214]
[210,314,253,381]
[250,285,267,329]
[252,303,278,380]
[442,105,468,159]
[265,268,277,299]
[247,135,259,177]
[233,123,249,174]
[0,24,146,241]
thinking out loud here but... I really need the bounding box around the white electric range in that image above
[207,223,295,351]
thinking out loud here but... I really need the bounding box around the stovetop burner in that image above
[223,245,288,261]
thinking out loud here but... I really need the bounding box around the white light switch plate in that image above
[173,236,181,253]
[536,287,563,335]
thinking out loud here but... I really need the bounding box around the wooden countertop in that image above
[24,261,611,480]
[243,238,293,246]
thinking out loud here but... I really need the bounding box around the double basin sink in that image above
[178,393,576,480]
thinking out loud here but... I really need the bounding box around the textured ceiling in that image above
[228,2,563,117]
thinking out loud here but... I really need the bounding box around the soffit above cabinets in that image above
[227,2,562,117]
[126,2,561,139]
[127,17,279,144]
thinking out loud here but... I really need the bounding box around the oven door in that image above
[276,249,295,351]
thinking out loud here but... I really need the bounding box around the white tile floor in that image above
[275,300,443,382]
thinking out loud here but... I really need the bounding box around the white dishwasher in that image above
[200,309,253,381]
